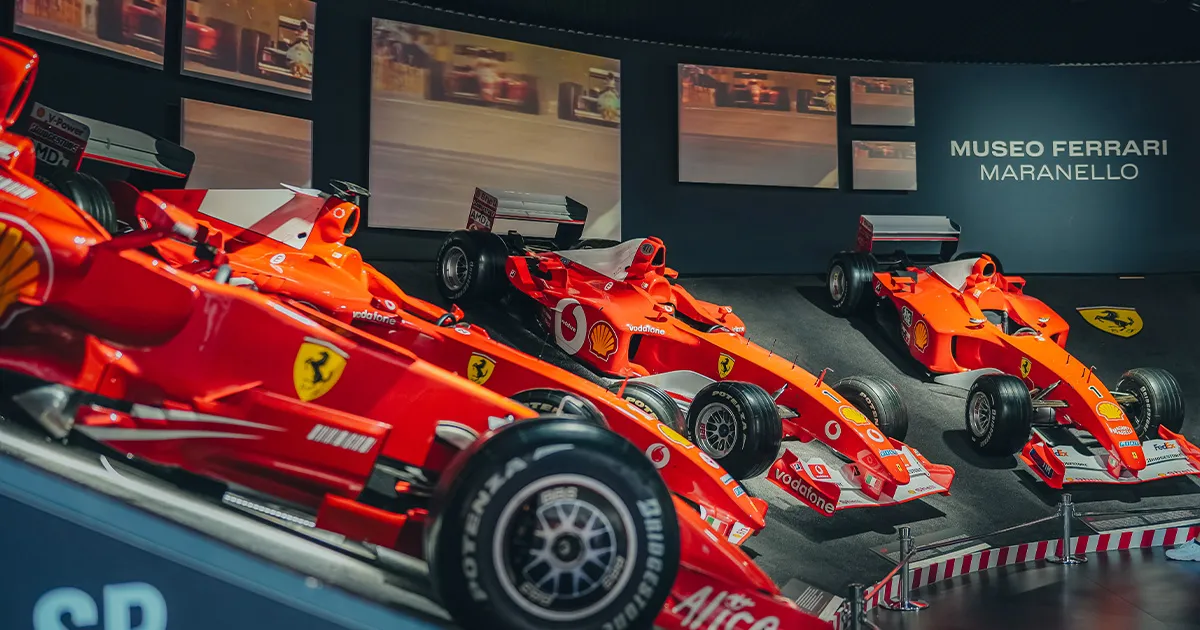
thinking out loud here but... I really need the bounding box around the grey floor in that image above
[375,261,1200,597]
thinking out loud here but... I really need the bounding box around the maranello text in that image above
[950,140,1167,181]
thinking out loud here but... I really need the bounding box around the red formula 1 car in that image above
[715,72,791,111]
[428,45,540,115]
[56,116,767,547]
[435,190,956,517]
[0,40,832,630]
[827,215,1200,488]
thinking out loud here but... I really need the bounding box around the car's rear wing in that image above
[66,114,196,188]
[733,71,770,80]
[589,68,619,80]
[466,187,588,248]
[855,215,960,262]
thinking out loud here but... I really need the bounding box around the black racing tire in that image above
[796,89,813,113]
[435,230,509,305]
[557,82,581,121]
[570,238,621,250]
[510,389,606,427]
[685,381,782,480]
[965,374,1033,456]
[827,252,876,315]
[776,89,791,111]
[49,170,118,234]
[425,417,679,630]
[714,82,731,107]
[833,375,909,442]
[954,251,1004,275]
[1116,367,1185,438]
[607,381,684,432]
[521,78,541,115]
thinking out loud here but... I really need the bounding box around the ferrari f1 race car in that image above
[714,72,791,111]
[827,215,1200,488]
[56,116,766,547]
[0,39,831,630]
[435,190,957,516]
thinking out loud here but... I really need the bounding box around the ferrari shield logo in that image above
[1019,357,1032,378]
[1077,306,1142,338]
[467,352,496,385]
[717,353,735,378]
[293,337,349,402]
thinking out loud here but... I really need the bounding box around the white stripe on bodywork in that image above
[77,427,262,441]
[129,404,284,431]
[194,189,324,250]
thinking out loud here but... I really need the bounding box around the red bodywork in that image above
[465,199,955,516]
[855,216,1200,487]
[0,39,833,630]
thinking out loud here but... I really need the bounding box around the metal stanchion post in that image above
[846,583,865,630]
[881,526,928,611]
[1048,492,1087,564]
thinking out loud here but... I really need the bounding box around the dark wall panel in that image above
[10,1,1200,274]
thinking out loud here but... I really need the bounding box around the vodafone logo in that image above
[866,428,886,443]
[771,468,835,515]
[824,420,842,440]
[646,443,670,469]
[698,451,721,469]
[553,297,587,354]
[807,463,832,481]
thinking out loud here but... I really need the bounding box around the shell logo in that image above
[0,220,41,317]
[838,405,872,426]
[913,320,930,352]
[1096,401,1125,422]
[587,321,619,361]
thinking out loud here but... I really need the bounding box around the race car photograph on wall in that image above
[435,190,957,517]
[58,115,766,549]
[558,68,620,126]
[826,215,1200,488]
[0,39,836,630]
[429,45,541,114]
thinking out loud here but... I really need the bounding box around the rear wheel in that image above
[1117,368,1185,437]
[685,381,781,480]
[49,170,118,234]
[426,417,679,630]
[435,230,509,305]
[607,381,684,432]
[833,375,908,442]
[965,374,1033,456]
[827,252,876,315]
[557,82,581,121]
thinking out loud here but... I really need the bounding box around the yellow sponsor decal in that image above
[838,405,872,426]
[913,320,930,352]
[293,337,349,402]
[1019,357,1032,378]
[0,221,40,317]
[1076,306,1142,338]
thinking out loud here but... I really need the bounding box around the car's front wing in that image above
[1020,427,1200,488]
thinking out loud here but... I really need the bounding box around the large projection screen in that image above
[182,0,316,98]
[369,19,622,239]
[181,99,313,189]
[678,64,838,188]
[14,0,165,67]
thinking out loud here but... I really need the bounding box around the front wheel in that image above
[1117,367,1185,437]
[607,381,684,432]
[833,375,908,442]
[965,374,1033,456]
[426,417,679,630]
[685,381,782,480]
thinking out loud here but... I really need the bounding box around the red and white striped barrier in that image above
[826,524,1199,628]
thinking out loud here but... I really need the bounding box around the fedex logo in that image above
[1153,442,1178,451]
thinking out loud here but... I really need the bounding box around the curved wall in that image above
[12,1,1200,275]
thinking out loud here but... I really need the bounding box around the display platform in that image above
[0,419,455,630]
[869,546,1200,629]
[377,261,1200,594]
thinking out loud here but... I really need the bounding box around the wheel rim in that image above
[695,402,739,459]
[829,265,847,304]
[440,246,469,292]
[492,474,636,622]
[968,392,993,437]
